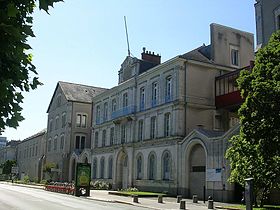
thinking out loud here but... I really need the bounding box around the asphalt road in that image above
[0,184,148,210]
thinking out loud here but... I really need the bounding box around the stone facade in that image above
[16,129,46,181]
[87,23,254,202]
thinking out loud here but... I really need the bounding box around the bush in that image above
[91,180,111,190]
[40,179,48,185]
[121,187,139,192]
[23,175,30,184]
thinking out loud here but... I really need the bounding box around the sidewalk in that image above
[89,190,210,210]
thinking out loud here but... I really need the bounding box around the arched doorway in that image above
[188,144,206,199]
[116,150,128,190]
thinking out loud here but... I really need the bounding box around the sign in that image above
[75,163,91,197]
[11,166,19,174]
[206,168,222,182]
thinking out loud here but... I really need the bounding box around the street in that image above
[0,184,148,210]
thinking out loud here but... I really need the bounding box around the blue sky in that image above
[2,0,256,140]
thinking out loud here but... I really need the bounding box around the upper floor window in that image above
[230,46,239,67]
[121,124,126,144]
[47,138,51,152]
[152,82,158,106]
[56,95,61,107]
[96,106,101,123]
[123,93,128,107]
[112,99,117,112]
[165,76,172,102]
[55,116,59,130]
[138,120,144,141]
[75,135,85,150]
[140,87,145,110]
[54,136,58,151]
[103,102,108,121]
[76,114,87,128]
[49,119,53,132]
[62,112,66,128]
[94,131,99,148]
[60,135,64,150]
[102,130,106,147]
[164,113,171,137]
[110,127,115,146]
[150,116,157,139]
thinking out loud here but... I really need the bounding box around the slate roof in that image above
[195,128,225,138]
[47,81,108,113]
[22,129,47,142]
[180,45,213,64]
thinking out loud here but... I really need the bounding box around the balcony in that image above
[151,99,158,108]
[111,105,136,120]
[215,66,250,109]
[165,94,172,103]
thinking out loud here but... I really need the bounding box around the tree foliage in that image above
[0,160,16,174]
[226,30,280,207]
[0,0,62,133]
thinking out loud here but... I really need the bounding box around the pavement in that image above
[1,182,239,210]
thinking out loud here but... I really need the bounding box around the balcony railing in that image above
[165,94,172,103]
[111,105,136,119]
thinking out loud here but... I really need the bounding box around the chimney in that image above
[141,47,161,65]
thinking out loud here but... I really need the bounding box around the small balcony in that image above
[165,94,172,103]
[111,105,136,120]
[215,66,250,109]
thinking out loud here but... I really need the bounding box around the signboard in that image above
[11,166,19,174]
[75,163,91,196]
[206,168,222,182]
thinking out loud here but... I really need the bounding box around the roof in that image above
[22,129,47,143]
[179,45,213,64]
[47,81,108,113]
[195,128,225,138]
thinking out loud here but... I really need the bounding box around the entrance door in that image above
[189,144,206,199]
[122,156,128,189]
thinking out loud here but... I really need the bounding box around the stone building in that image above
[16,129,46,181]
[87,23,254,202]
[255,0,280,47]
[46,81,107,181]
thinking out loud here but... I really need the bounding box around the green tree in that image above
[0,0,62,133]
[0,160,16,174]
[226,30,280,207]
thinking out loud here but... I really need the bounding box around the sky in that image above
[2,0,256,141]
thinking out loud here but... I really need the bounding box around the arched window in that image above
[148,153,156,180]
[92,158,97,179]
[136,154,143,180]
[108,157,113,179]
[162,151,171,180]
[100,157,105,178]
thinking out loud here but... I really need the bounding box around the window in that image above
[123,93,128,107]
[54,136,58,151]
[94,132,99,147]
[56,95,61,107]
[96,105,101,124]
[55,116,59,130]
[121,124,126,144]
[152,82,158,106]
[100,157,105,178]
[92,158,97,179]
[136,155,143,180]
[165,76,172,102]
[102,130,106,147]
[103,102,108,121]
[35,145,38,156]
[32,145,35,156]
[108,157,113,179]
[110,127,114,146]
[140,87,145,110]
[163,151,171,180]
[76,114,87,127]
[62,112,66,128]
[230,47,239,66]
[49,119,53,132]
[112,99,117,112]
[278,15,280,30]
[75,135,86,150]
[60,135,64,150]
[164,113,171,137]
[48,138,51,152]
[138,120,144,141]
[148,153,156,180]
[150,116,156,139]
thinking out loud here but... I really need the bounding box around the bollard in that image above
[179,200,186,210]
[177,195,182,203]
[193,194,198,203]
[158,195,163,203]
[132,195,138,203]
[208,196,214,209]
